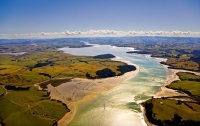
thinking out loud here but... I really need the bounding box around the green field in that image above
[0,86,5,97]
[177,72,200,81]
[0,86,69,126]
[165,58,199,71]
[0,48,136,125]
[144,72,200,125]
[0,50,128,86]
[167,81,200,97]
[152,99,200,121]
[167,72,200,100]
[144,98,200,125]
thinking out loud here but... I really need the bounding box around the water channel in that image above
[58,44,166,126]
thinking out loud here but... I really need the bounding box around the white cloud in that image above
[0,30,200,38]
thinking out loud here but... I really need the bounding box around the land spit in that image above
[155,64,200,99]
[141,63,200,126]
[46,62,140,126]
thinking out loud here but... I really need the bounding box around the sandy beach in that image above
[140,65,182,126]
[139,55,200,99]
[141,63,200,126]
[154,64,200,98]
[46,62,140,126]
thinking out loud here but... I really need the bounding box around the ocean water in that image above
[58,44,166,126]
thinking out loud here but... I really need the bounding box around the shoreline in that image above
[155,64,200,98]
[47,62,140,126]
[139,104,156,126]
[58,102,76,126]
[141,54,200,99]
[141,63,200,126]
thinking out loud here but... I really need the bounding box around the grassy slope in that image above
[144,72,200,125]
[177,72,200,81]
[152,99,200,121]
[167,72,200,100]
[0,87,69,126]
[165,57,199,71]
[0,86,5,97]
[0,50,126,85]
[167,81,200,96]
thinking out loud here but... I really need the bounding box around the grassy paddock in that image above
[0,87,69,125]
[152,99,200,121]
[167,72,200,100]
[0,86,5,97]
[177,72,200,81]
[167,81,200,96]
[143,72,200,125]
[0,51,129,85]
[144,98,200,125]
[165,58,199,71]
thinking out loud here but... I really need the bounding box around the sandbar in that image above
[47,61,140,126]
[155,64,200,98]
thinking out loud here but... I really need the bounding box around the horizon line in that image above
[1,30,200,39]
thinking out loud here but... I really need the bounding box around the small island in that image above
[93,54,115,59]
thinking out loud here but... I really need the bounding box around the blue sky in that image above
[0,0,200,37]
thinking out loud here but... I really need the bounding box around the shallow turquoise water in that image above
[59,44,166,126]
